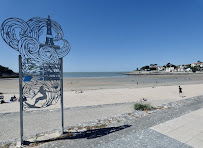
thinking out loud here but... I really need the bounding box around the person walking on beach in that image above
[179,86,183,97]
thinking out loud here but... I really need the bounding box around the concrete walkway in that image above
[36,97,203,148]
[0,103,134,144]
[97,109,203,148]
[1,97,203,147]
[151,108,203,148]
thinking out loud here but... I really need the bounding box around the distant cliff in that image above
[0,65,18,78]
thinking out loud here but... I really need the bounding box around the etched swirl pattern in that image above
[1,16,70,108]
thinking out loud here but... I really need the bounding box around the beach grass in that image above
[0,143,11,148]
[134,103,152,111]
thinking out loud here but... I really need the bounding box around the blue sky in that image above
[0,0,203,72]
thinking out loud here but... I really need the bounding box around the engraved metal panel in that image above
[1,16,70,108]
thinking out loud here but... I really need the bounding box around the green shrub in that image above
[134,103,152,111]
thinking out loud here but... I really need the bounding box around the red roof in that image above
[193,63,203,64]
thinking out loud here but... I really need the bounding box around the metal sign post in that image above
[60,58,64,134]
[19,55,24,145]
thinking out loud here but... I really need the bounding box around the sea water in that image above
[63,72,128,78]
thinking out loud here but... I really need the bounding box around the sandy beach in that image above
[1,74,203,114]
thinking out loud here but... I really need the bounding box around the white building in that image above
[177,65,185,72]
[185,68,191,72]
[157,66,165,71]
[165,67,175,72]
[191,63,203,67]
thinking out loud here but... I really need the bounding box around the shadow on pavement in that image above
[69,124,131,139]
[25,124,131,146]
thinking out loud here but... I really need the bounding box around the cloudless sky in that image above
[0,0,203,72]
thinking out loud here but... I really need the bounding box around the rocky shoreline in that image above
[0,74,19,79]
[0,65,18,78]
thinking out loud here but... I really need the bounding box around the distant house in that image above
[191,63,203,67]
[185,68,192,72]
[157,66,165,71]
[177,65,185,72]
[165,67,175,72]
[150,66,158,71]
